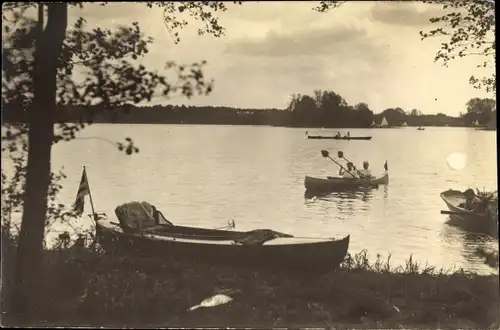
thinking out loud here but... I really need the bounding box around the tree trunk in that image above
[10,3,67,323]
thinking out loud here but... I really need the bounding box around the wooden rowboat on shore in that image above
[95,202,350,272]
[304,173,389,192]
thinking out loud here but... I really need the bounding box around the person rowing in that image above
[339,162,358,178]
[335,132,341,138]
[357,161,374,179]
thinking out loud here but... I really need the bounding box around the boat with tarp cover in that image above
[95,201,350,271]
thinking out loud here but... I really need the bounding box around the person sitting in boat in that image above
[357,161,373,179]
[461,189,485,212]
[336,132,341,138]
[344,132,350,138]
[339,162,358,178]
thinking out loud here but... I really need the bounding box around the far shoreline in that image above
[3,104,491,129]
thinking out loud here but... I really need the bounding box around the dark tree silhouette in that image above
[420,0,495,93]
[2,1,236,321]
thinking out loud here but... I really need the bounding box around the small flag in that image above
[384,161,388,172]
[74,167,90,215]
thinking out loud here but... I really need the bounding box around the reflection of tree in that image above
[442,222,498,272]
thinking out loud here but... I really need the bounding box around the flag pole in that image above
[84,166,98,221]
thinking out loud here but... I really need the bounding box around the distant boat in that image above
[377,116,399,128]
[305,132,372,140]
[473,120,479,126]
[307,135,372,140]
[370,120,376,127]
[304,173,389,192]
[417,127,425,131]
[380,116,389,127]
[402,121,408,127]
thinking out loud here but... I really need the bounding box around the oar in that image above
[337,151,362,172]
[331,150,378,188]
[321,150,378,188]
[440,210,488,217]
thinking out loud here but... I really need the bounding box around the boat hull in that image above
[307,136,372,140]
[304,173,389,192]
[95,219,350,272]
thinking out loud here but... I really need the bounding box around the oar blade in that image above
[321,150,329,158]
[337,151,344,159]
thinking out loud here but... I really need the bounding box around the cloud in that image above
[225,24,389,63]
[8,1,489,116]
[370,2,444,27]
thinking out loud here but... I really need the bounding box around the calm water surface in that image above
[6,124,499,274]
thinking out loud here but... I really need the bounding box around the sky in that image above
[20,2,499,115]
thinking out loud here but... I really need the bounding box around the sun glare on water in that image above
[446,152,468,171]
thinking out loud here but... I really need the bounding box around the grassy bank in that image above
[2,240,499,328]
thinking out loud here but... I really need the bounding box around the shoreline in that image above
[3,120,482,129]
[2,104,476,128]
[2,240,499,328]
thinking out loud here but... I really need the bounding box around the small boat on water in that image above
[440,189,498,234]
[417,127,425,130]
[304,173,389,192]
[307,135,372,140]
[95,201,350,272]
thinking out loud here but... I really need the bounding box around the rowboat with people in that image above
[304,173,389,192]
[305,131,372,140]
[440,188,498,234]
[304,150,389,193]
[307,135,372,140]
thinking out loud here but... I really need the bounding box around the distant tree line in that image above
[285,90,373,128]
[3,92,495,128]
[459,98,496,127]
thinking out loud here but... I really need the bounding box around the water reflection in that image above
[445,215,499,238]
[441,222,498,273]
[304,187,375,215]
[304,186,374,201]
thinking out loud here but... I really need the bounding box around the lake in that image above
[4,124,499,274]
